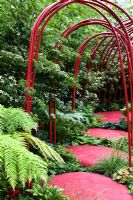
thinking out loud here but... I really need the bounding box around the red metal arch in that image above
[25,0,133,166]
[56,19,133,157]
[90,20,133,101]
[64,20,133,158]
[26,0,133,91]
[55,19,132,155]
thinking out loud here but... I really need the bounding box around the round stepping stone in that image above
[86,128,128,140]
[96,111,124,123]
[50,172,133,200]
[67,145,128,166]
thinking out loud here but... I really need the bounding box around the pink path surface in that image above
[50,172,133,200]
[67,145,128,166]
[86,128,128,140]
[97,111,124,123]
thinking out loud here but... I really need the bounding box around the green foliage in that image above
[71,134,128,153]
[0,133,48,189]
[113,167,132,184]
[0,50,25,68]
[0,0,132,199]
[29,184,69,200]
[0,104,37,133]
[20,132,64,163]
[95,100,125,112]
[0,105,64,193]
[120,103,131,117]
[56,111,87,143]
[110,137,128,153]
[111,103,120,111]
[48,145,89,175]
[113,167,133,194]
[0,74,25,107]
[54,107,101,143]
[71,134,102,146]
[1,0,129,124]
[99,118,128,131]
[90,152,127,177]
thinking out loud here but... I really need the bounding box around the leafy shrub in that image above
[0,184,69,200]
[111,103,120,111]
[56,111,87,143]
[55,108,101,143]
[0,0,123,132]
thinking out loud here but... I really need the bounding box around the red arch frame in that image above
[25,0,133,166]
[55,18,133,162]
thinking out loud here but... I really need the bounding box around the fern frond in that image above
[4,146,17,189]
[20,132,65,164]
[0,134,48,189]
[0,104,37,133]
[11,133,27,148]
[17,153,29,187]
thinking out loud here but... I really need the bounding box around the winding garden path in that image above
[96,111,124,123]
[86,128,128,140]
[50,111,132,200]
[50,172,133,200]
[67,145,128,166]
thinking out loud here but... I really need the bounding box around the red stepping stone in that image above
[67,145,128,166]
[86,128,128,140]
[96,111,124,123]
[50,172,133,200]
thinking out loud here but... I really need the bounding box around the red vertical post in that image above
[49,100,53,144]
[54,101,57,145]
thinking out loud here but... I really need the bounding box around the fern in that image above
[0,134,48,189]
[0,104,37,133]
[0,133,65,189]
[19,132,64,163]
[0,105,64,189]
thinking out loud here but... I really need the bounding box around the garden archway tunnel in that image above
[25,0,133,166]
[55,18,133,110]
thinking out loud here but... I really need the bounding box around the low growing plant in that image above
[110,137,128,153]
[71,134,102,146]
[113,167,133,194]
[99,118,127,131]
[48,145,89,175]
[89,152,127,177]
[26,184,69,200]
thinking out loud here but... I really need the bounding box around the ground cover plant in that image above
[113,167,133,194]
[48,145,90,175]
[99,118,128,131]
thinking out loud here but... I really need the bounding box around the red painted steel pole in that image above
[49,100,53,144]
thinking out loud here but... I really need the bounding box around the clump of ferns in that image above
[0,104,64,189]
